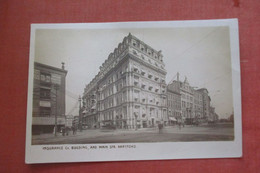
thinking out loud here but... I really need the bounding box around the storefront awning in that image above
[169,117,177,121]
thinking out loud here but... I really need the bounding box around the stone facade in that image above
[82,33,167,129]
[193,89,204,122]
[197,88,211,122]
[180,77,195,124]
[167,80,181,125]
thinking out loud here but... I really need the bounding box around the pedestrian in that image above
[178,121,181,130]
[158,123,163,133]
[65,127,69,136]
[61,127,65,136]
[72,126,76,135]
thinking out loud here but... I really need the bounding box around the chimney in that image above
[177,72,179,82]
[61,62,65,70]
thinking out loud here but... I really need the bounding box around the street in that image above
[32,123,234,145]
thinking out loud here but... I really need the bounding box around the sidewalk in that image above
[32,124,234,144]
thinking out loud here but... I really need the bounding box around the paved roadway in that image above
[32,123,234,145]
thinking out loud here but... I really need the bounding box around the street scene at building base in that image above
[32,123,234,145]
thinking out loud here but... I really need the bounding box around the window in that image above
[40,107,51,117]
[162,89,165,93]
[133,66,139,73]
[134,75,139,79]
[40,88,51,99]
[134,90,140,94]
[40,73,51,83]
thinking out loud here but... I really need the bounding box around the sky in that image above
[34,25,233,118]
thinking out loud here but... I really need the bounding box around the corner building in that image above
[82,33,167,129]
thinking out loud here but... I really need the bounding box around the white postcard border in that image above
[25,19,242,164]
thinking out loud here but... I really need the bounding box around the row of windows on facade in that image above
[133,81,166,94]
[100,66,165,93]
[131,40,163,62]
[167,100,181,110]
[99,80,166,101]
[38,107,51,116]
[132,50,165,70]
[167,94,181,100]
[100,108,167,121]
[99,92,167,110]
[182,101,193,108]
[34,70,61,84]
[181,94,194,101]
[100,110,127,121]
[168,111,182,117]
[132,66,165,83]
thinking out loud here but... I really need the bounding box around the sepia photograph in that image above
[26,19,242,163]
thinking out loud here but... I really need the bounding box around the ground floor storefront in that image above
[32,125,64,135]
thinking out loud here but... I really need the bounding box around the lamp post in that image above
[134,113,138,131]
[78,95,82,132]
[53,84,59,136]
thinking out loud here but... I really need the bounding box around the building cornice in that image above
[35,62,68,75]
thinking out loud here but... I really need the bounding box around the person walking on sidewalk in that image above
[72,125,76,135]
[158,123,163,133]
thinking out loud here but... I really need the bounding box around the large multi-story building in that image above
[82,33,168,129]
[167,80,181,125]
[197,88,211,122]
[193,89,204,122]
[180,76,195,124]
[32,62,67,134]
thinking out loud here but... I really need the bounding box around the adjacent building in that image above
[193,89,204,123]
[197,88,211,122]
[167,74,212,124]
[167,80,181,125]
[82,33,168,129]
[179,76,195,124]
[32,62,67,134]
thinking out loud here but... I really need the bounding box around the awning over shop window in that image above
[169,117,177,121]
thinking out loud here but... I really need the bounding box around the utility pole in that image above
[78,95,82,132]
[54,84,59,136]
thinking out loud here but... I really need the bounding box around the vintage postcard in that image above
[26,19,242,163]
